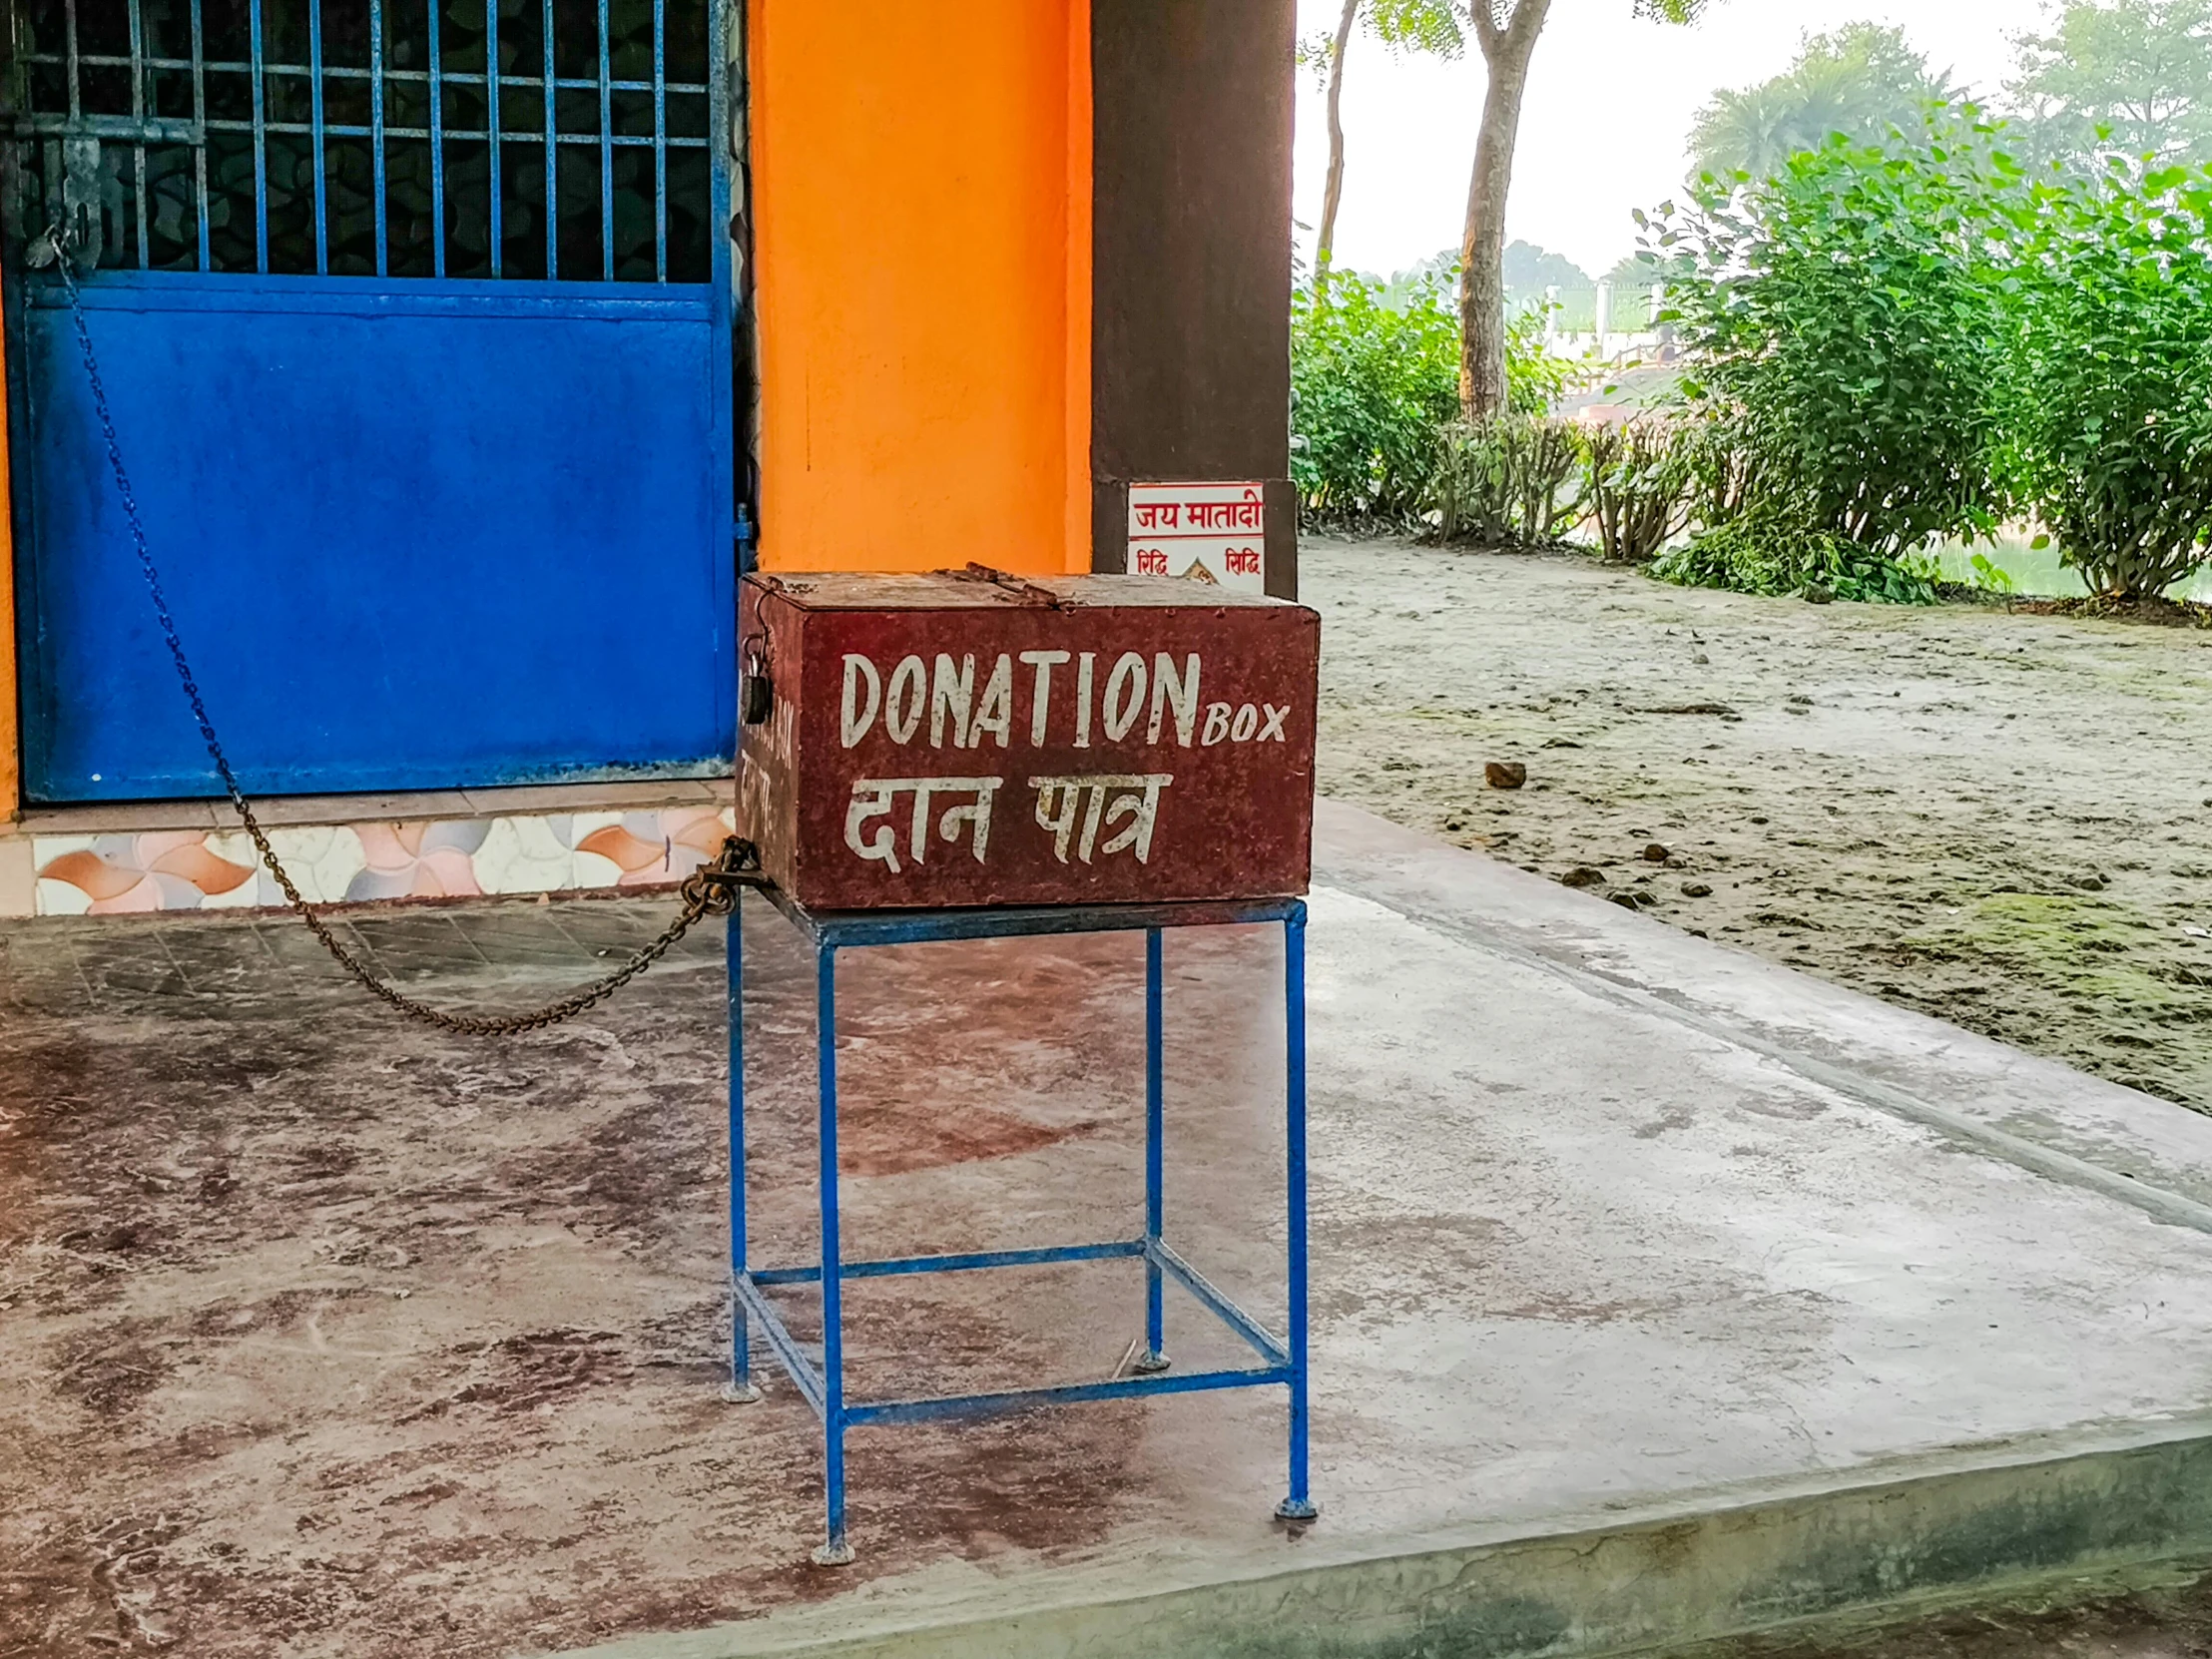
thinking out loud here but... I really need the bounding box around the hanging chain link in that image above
[32,219,763,1035]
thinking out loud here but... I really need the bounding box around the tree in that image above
[2007,0,2212,169]
[1689,24,1959,182]
[1503,239,1589,290]
[1368,1,1716,422]
[1306,0,1365,280]
[1503,238,1592,306]
[1302,0,1472,281]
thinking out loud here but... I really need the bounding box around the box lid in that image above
[747,570,1300,613]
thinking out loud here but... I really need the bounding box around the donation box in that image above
[735,571,1321,909]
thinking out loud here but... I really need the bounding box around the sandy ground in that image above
[1310,537,2212,1111]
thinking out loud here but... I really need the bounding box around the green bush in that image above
[1582,418,1696,563]
[1428,414,1582,546]
[1291,270,1461,523]
[1291,267,1570,526]
[1994,160,2212,598]
[1642,121,2009,591]
[1653,507,1942,603]
[1685,415,1774,532]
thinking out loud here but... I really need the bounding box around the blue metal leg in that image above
[1135,927,1170,1374]
[733,896,1312,1558]
[1276,908,1318,1522]
[724,896,760,1404]
[814,945,855,1566]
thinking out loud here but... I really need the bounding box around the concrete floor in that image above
[6,803,2212,1658]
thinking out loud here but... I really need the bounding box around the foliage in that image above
[1291,265,1568,525]
[1644,120,2009,569]
[1366,0,1467,58]
[1964,551,2018,595]
[1503,298,1573,412]
[1383,248,1461,310]
[1428,414,1583,545]
[1504,239,1595,310]
[1291,269,1462,522]
[1684,412,1772,530]
[1689,24,1957,182]
[2006,0,2212,171]
[1581,419,1696,563]
[1991,158,2212,597]
[1358,0,1721,62]
[1652,508,1942,604]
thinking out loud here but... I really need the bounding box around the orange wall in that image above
[750,0,1091,575]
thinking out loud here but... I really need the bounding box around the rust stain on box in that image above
[735,572,1320,908]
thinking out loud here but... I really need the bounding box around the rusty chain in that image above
[33,217,764,1035]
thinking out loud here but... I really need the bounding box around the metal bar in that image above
[251,0,269,272]
[23,274,712,312]
[1278,906,1317,1521]
[750,1240,1145,1288]
[6,10,19,185]
[652,0,665,280]
[1144,927,1167,1368]
[427,0,444,277]
[729,899,751,1396]
[13,53,702,93]
[307,0,325,273]
[540,0,556,278]
[64,0,80,122]
[128,0,147,267]
[369,0,386,275]
[1149,1240,1290,1367]
[260,66,690,89]
[154,118,692,145]
[485,0,500,276]
[38,112,698,144]
[778,893,1306,951]
[732,1274,825,1416]
[24,49,189,68]
[191,0,208,270]
[707,0,737,730]
[596,0,611,279]
[816,945,849,1563]
[11,113,209,141]
[18,78,705,201]
[845,1366,1293,1429]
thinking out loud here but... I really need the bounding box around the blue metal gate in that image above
[4,0,736,803]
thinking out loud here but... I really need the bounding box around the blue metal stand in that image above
[726,889,1315,1564]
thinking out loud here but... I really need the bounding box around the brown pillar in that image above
[1090,0,1298,597]
[1,313,16,821]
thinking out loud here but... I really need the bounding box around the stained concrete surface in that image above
[6,806,2212,1656]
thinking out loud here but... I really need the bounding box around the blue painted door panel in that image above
[15,272,734,803]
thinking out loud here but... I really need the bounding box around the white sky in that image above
[1294,0,2050,279]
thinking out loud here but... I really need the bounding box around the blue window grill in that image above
[3,0,715,283]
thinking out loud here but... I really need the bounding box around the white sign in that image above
[1127,481,1267,593]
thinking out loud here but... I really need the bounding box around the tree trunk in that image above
[1459,0,1551,421]
[1316,0,1361,283]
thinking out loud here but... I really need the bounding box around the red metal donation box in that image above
[734,572,1321,909]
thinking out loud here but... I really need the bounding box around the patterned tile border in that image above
[18,806,737,917]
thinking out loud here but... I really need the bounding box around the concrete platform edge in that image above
[1311,800,2212,1235]
[547,1412,2212,1659]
